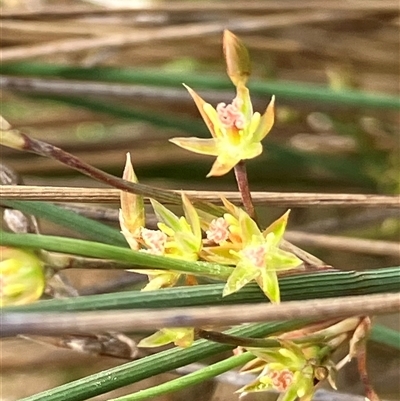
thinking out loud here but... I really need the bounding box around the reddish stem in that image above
[234,161,256,220]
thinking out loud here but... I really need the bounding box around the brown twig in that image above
[297,209,400,233]
[0,123,222,215]
[0,11,363,62]
[0,75,230,104]
[285,231,400,258]
[2,293,399,337]
[1,1,396,20]
[1,185,399,208]
[354,317,381,401]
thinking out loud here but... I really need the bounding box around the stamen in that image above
[216,98,246,130]
[206,217,230,244]
[269,369,294,392]
[242,245,266,268]
[141,228,168,255]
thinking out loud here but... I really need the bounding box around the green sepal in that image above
[223,261,258,297]
[150,199,181,233]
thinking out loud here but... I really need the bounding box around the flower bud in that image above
[223,30,251,86]
[0,247,45,306]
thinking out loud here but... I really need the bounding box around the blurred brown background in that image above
[1,0,399,400]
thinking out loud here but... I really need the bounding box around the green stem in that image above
[109,353,255,401]
[0,231,233,279]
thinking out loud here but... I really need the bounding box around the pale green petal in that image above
[140,327,194,348]
[236,377,271,395]
[236,84,253,121]
[203,103,224,139]
[278,383,300,401]
[150,199,181,232]
[142,273,180,291]
[223,30,251,87]
[183,84,217,138]
[239,210,262,246]
[138,330,176,348]
[200,246,238,265]
[256,269,280,303]
[169,137,218,156]
[221,196,242,219]
[252,95,275,142]
[207,155,240,177]
[223,262,258,297]
[240,141,263,161]
[0,250,45,307]
[174,231,200,255]
[181,194,202,244]
[263,210,290,246]
[248,112,261,136]
[268,249,302,271]
[162,328,194,347]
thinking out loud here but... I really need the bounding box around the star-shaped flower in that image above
[202,197,302,303]
[170,30,275,177]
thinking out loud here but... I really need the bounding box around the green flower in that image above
[202,198,302,302]
[238,341,329,401]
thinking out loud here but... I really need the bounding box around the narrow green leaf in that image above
[110,352,255,401]
[2,62,399,109]
[0,231,233,279]
[3,266,400,314]
[1,200,127,247]
[370,325,400,350]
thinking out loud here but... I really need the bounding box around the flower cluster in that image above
[119,153,301,347]
[117,30,301,348]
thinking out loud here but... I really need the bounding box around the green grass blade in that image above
[370,325,400,350]
[4,266,400,313]
[2,62,399,109]
[1,200,127,246]
[27,93,376,188]
[0,231,233,279]
[110,352,255,401]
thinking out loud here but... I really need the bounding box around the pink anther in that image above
[269,369,294,392]
[206,217,230,244]
[141,228,167,255]
[242,245,266,268]
[216,97,245,130]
